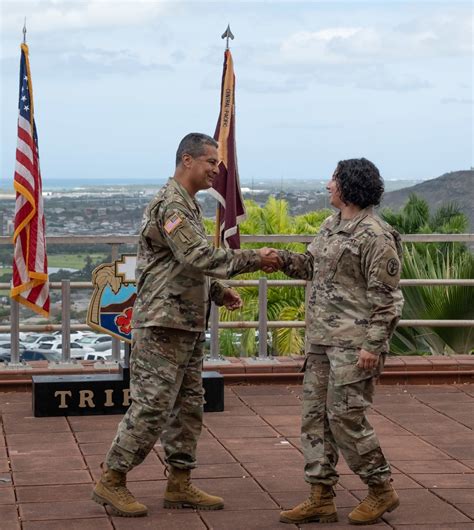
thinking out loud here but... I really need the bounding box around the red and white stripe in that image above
[11,114,50,316]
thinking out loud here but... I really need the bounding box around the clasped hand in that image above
[357,348,379,370]
[258,247,282,273]
[222,288,243,311]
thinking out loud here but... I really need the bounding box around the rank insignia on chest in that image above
[164,214,183,234]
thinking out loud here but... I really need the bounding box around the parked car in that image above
[207,330,275,356]
[51,330,96,342]
[35,341,95,359]
[0,342,25,354]
[21,334,58,347]
[0,342,26,362]
[99,345,125,359]
[83,352,113,361]
[75,335,113,352]
[21,349,62,362]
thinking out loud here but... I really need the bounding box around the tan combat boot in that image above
[163,467,224,510]
[279,484,338,524]
[91,464,148,517]
[348,480,399,525]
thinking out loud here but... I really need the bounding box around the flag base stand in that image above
[93,361,119,370]
[245,357,278,364]
[48,361,83,370]
[205,355,232,365]
[0,362,32,371]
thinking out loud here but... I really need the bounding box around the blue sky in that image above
[0,0,472,186]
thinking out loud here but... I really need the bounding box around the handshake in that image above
[257,247,283,273]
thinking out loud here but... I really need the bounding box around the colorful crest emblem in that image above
[87,255,137,343]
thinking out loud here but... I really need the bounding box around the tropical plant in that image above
[381,194,468,256]
[381,194,430,234]
[207,197,331,356]
[383,194,473,355]
[208,194,472,357]
[391,245,474,355]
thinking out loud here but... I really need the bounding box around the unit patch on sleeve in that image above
[164,214,183,234]
[386,257,399,276]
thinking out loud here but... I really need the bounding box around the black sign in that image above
[32,368,224,417]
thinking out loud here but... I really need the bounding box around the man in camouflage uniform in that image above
[278,158,404,525]
[92,133,281,517]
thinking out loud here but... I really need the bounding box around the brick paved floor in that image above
[0,384,473,529]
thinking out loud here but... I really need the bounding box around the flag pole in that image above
[210,25,235,360]
[214,201,221,248]
[11,21,50,318]
[214,25,235,249]
[11,19,28,366]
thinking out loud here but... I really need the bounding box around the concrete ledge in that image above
[0,355,473,391]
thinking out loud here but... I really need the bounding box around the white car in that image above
[36,341,95,359]
[83,351,113,361]
[21,334,58,347]
[75,335,113,352]
[51,330,96,342]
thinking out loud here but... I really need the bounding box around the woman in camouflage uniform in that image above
[278,158,404,525]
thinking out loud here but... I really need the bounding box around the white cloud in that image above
[1,0,168,34]
[441,97,474,105]
[281,28,364,65]
[279,13,473,65]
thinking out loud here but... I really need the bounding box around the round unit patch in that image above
[386,257,399,276]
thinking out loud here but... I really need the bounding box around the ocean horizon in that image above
[42,177,167,190]
[0,175,428,193]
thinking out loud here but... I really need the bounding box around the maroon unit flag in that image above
[10,43,50,317]
[209,49,246,249]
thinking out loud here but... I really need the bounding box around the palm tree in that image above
[208,198,331,356]
[391,246,474,355]
[381,194,468,255]
[208,194,472,356]
[383,194,473,355]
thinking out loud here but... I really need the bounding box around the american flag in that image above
[10,43,49,317]
[208,49,246,249]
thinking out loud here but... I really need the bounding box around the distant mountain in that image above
[381,170,474,229]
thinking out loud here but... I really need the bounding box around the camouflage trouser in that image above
[301,347,391,487]
[105,326,205,473]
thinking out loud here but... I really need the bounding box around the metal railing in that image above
[0,233,473,367]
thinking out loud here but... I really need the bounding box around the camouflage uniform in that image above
[280,207,403,487]
[106,177,261,473]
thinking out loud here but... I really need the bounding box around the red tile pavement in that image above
[0,384,473,529]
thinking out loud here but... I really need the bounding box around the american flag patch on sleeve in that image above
[164,214,183,234]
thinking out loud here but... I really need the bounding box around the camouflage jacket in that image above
[132,178,261,331]
[280,207,404,354]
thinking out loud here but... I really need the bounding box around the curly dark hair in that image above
[333,158,384,208]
